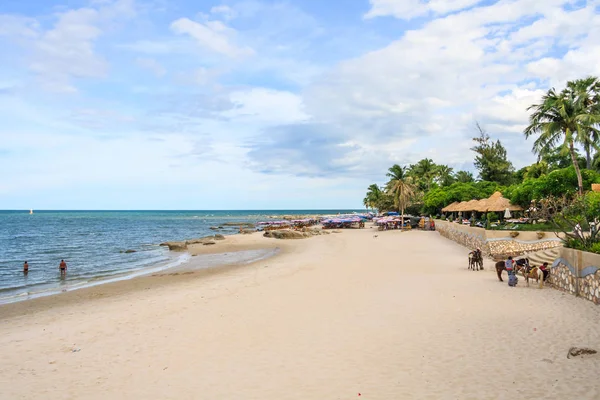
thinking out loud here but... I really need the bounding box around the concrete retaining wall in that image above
[435,220,562,259]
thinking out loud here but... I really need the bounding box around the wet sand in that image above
[1,228,599,399]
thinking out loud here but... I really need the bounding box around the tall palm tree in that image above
[524,80,600,195]
[385,164,416,227]
[455,170,475,183]
[565,77,600,169]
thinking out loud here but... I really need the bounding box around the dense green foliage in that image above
[503,167,600,207]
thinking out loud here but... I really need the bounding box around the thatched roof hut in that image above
[474,191,523,212]
[441,201,460,212]
[451,199,481,212]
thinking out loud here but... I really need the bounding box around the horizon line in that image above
[0,208,367,212]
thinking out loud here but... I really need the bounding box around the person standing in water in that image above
[23,261,29,274]
[59,259,67,276]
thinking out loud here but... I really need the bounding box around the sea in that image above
[0,210,362,304]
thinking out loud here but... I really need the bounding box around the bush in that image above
[589,242,600,255]
[565,238,586,250]
[487,212,499,222]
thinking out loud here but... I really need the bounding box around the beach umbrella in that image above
[504,208,512,219]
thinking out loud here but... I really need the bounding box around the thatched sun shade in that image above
[441,201,460,212]
[454,199,484,212]
[473,191,522,212]
[441,192,522,214]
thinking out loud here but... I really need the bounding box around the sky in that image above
[1,0,599,210]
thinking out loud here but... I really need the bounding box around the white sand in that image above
[1,228,600,399]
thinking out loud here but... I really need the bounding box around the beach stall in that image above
[322,216,363,229]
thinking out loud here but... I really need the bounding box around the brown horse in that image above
[468,249,483,271]
[496,258,529,282]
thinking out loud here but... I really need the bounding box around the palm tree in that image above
[524,79,600,195]
[408,158,436,190]
[435,165,455,187]
[385,164,416,227]
[455,170,475,183]
[364,184,383,211]
[565,77,600,169]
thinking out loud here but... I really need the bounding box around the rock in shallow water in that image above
[160,241,188,251]
[263,230,306,240]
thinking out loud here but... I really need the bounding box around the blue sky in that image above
[1,0,599,209]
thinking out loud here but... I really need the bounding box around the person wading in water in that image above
[59,260,67,276]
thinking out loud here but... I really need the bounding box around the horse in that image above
[516,263,544,288]
[468,249,484,271]
[495,258,529,282]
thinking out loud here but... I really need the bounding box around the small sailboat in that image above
[29,209,33,215]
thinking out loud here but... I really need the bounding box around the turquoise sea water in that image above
[0,210,361,303]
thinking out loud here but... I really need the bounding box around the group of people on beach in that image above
[22,260,68,276]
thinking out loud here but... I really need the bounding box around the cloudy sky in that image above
[1,0,599,209]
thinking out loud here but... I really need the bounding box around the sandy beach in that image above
[1,227,600,399]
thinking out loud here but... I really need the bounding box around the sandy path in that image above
[1,229,599,399]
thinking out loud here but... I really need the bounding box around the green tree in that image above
[471,123,515,185]
[455,170,475,183]
[385,164,416,225]
[364,184,383,210]
[422,187,448,215]
[523,161,549,179]
[540,147,585,171]
[524,78,600,195]
[407,158,437,191]
[504,166,600,207]
[435,165,455,187]
[565,77,600,169]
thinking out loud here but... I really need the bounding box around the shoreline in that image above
[2,228,600,398]
[0,231,285,319]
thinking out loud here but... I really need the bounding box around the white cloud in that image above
[365,0,484,20]
[0,0,136,93]
[291,0,600,175]
[170,17,254,58]
[223,88,309,125]
[210,5,237,20]
[0,15,39,38]
[135,57,167,77]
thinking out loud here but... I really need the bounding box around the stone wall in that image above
[548,248,600,305]
[435,220,562,258]
[436,221,488,253]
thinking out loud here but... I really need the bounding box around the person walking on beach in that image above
[505,256,517,287]
[59,260,67,276]
[23,261,29,274]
